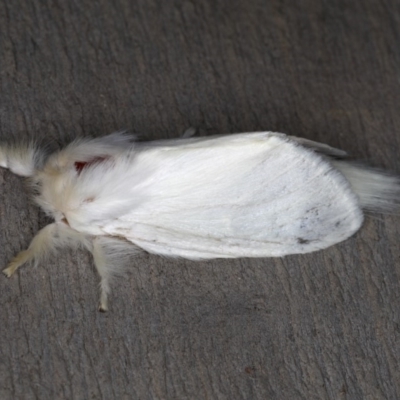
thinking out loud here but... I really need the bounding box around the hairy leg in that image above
[91,238,112,312]
[3,223,57,276]
[90,236,141,311]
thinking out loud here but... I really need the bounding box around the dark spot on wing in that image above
[297,237,311,244]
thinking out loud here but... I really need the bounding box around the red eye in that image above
[74,161,87,173]
[74,157,108,174]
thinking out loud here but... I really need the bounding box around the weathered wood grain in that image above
[1,0,399,399]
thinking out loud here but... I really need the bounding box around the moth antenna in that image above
[0,142,44,177]
[290,136,348,158]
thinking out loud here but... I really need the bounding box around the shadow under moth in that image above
[1,131,399,311]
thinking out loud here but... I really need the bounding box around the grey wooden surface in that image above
[1,0,400,399]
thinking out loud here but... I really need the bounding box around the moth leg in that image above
[3,223,57,277]
[91,238,112,312]
[3,250,33,277]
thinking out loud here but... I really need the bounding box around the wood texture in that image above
[1,0,400,399]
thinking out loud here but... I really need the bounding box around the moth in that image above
[1,131,399,311]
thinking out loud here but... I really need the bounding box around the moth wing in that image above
[95,132,363,259]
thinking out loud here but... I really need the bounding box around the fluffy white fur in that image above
[0,141,44,176]
[1,132,399,310]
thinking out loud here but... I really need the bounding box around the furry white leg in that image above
[90,237,140,311]
[0,143,43,177]
[91,238,112,312]
[2,223,57,277]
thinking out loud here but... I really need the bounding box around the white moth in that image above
[1,131,399,311]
